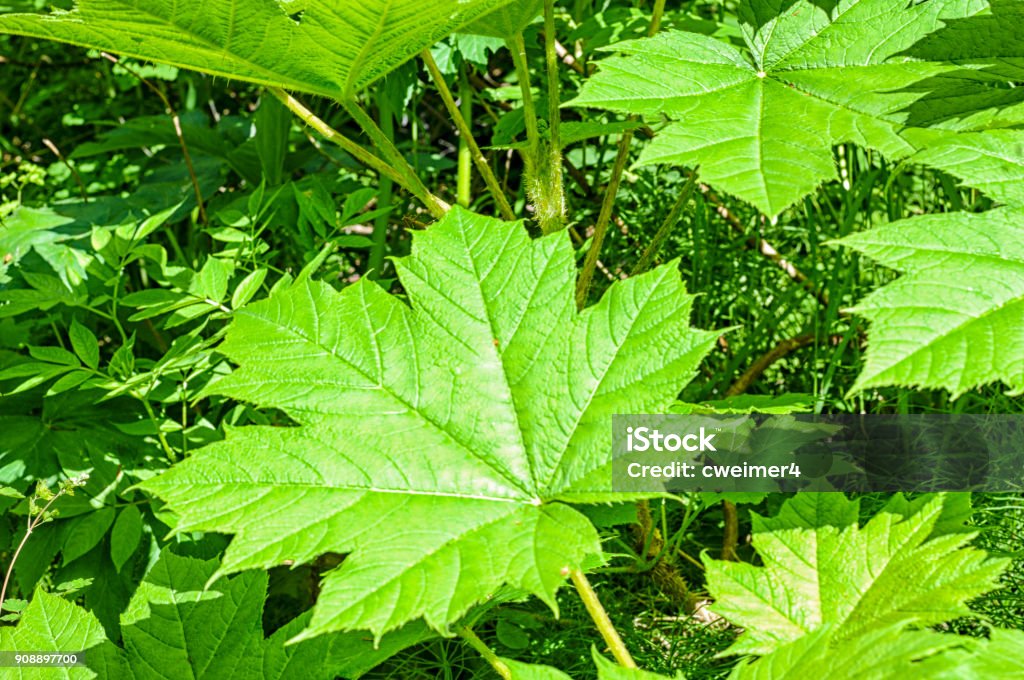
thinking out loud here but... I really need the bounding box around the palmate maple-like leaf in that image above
[117,551,433,679]
[836,207,1024,395]
[140,207,719,640]
[728,624,973,680]
[835,128,1024,395]
[0,0,518,100]
[570,0,1013,216]
[0,552,431,679]
[705,494,1008,657]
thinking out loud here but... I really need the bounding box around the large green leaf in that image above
[728,624,969,680]
[118,551,433,679]
[140,207,718,639]
[0,0,517,100]
[0,553,431,679]
[837,208,1024,395]
[571,0,1011,216]
[705,495,1007,657]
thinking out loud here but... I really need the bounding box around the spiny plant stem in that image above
[575,137,631,308]
[457,64,473,209]
[508,31,565,234]
[369,89,394,278]
[457,625,512,680]
[543,0,566,232]
[570,569,638,668]
[421,49,516,221]
[270,87,443,216]
[342,99,450,218]
[575,0,671,306]
[633,169,699,275]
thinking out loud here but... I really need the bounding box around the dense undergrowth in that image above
[1,1,1023,678]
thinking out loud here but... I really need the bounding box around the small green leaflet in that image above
[0,0,519,100]
[571,0,1014,216]
[704,494,1008,657]
[141,207,718,640]
[837,208,1024,395]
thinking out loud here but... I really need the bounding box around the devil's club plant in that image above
[1,0,1023,677]
[140,208,719,639]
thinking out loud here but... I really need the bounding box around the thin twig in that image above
[102,53,207,224]
[701,185,831,308]
[721,500,739,561]
[553,39,586,75]
[41,138,88,201]
[726,334,819,397]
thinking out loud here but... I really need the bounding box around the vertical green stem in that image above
[574,0,670,306]
[722,500,739,561]
[457,625,513,680]
[570,569,638,668]
[508,33,541,154]
[649,0,667,35]
[575,137,631,308]
[421,50,516,221]
[543,0,566,232]
[369,90,394,278]
[509,29,564,234]
[457,64,473,209]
